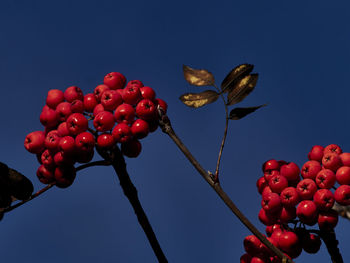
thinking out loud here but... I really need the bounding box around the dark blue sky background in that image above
[1,1,350,262]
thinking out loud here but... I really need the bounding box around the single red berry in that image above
[64,86,84,102]
[46,89,65,109]
[24,131,46,154]
[103,72,126,90]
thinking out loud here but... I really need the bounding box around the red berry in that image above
[24,131,46,154]
[103,72,126,90]
[75,132,95,152]
[46,89,64,109]
[54,165,76,188]
[334,185,350,205]
[131,119,150,139]
[315,169,336,189]
[101,90,123,111]
[301,160,321,180]
[140,86,156,100]
[97,133,116,148]
[66,113,88,136]
[83,93,98,113]
[93,111,115,132]
[114,103,135,124]
[64,86,84,102]
[308,145,324,162]
[296,179,317,200]
[112,123,133,143]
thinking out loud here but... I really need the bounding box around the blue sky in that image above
[1,0,350,262]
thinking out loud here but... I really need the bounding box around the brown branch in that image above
[96,146,168,263]
[158,114,293,263]
[4,183,55,213]
[319,229,344,263]
[333,203,350,221]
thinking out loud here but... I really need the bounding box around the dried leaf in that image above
[183,65,215,86]
[221,64,254,93]
[8,168,33,200]
[179,90,219,108]
[227,74,258,106]
[229,104,267,120]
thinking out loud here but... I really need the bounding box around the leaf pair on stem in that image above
[180,64,266,120]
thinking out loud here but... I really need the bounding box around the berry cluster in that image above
[240,144,350,262]
[24,72,167,188]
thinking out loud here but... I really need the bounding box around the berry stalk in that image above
[96,146,168,263]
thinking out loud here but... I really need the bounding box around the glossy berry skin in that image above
[94,84,110,102]
[279,206,297,223]
[278,231,300,255]
[322,153,342,171]
[335,166,350,185]
[315,169,336,189]
[280,187,300,207]
[334,185,350,205]
[256,176,268,195]
[135,99,157,121]
[262,159,279,172]
[280,162,300,181]
[301,160,321,180]
[296,200,318,225]
[296,179,317,200]
[324,144,342,155]
[308,145,324,162]
[40,107,59,128]
[66,113,88,136]
[56,102,72,121]
[75,132,95,152]
[140,86,156,100]
[339,152,350,166]
[57,122,70,137]
[131,119,149,139]
[70,100,84,113]
[258,208,278,226]
[112,123,133,143]
[46,89,65,109]
[54,151,75,166]
[97,133,116,148]
[268,175,288,194]
[58,136,76,156]
[93,104,105,116]
[93,111,115,132]
[24,131,46,154]
[114,103,135,124]
[54,165,76,188]
[40,149,55,169]
[103,72,126,90]
[64,86,84,102]
[261,192,282,213]
[318,210,339,230]
[101,90,123,111]
[36,165,55,184]
[122,85,142,105]
[121,139,142,158]
[264,170,279,182]
[83,93,98,112]
[313,189,335,211]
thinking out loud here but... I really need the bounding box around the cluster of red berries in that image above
[240,144,350,262]
[24,72,167,188]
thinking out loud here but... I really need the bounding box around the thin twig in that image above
[158,114,293,263]
[213,84,229,181]
[4,160,111,214]
[96,146,168,263]
[76,160,111,171]
[4,183,55,213]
